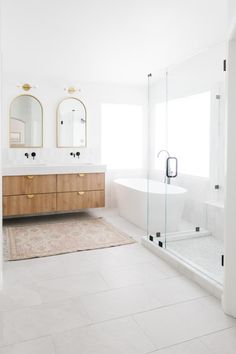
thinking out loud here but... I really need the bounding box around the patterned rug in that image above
[5,218,135,261]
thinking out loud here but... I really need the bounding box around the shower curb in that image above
[141,236,223,300]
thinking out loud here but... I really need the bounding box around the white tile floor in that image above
[167,236,224,283]
[1,211,236,353]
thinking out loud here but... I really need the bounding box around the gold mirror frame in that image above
[9,94,43,148]
[56,97,87,148]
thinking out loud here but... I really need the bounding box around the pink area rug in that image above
[6,218,135,260]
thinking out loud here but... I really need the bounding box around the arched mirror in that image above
[9,94,43,148]
[57,97,87,147]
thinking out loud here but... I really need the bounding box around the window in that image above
[155,91,211,177]
[101,104,143,169]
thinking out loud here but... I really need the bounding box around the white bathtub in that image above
[114,178,187,234]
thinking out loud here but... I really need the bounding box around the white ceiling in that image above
[1,0,228,85]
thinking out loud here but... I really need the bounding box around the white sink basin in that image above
[3,163,106,176]
[48,162,93,166]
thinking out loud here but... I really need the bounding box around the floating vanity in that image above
[2,164,106,217]
[5,88,106,217]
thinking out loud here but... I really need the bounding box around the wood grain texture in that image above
[3,175,57,196]
[57,191,105,211]
[3,173,105,217]
[3,193,57,216]
[57,173,105,192]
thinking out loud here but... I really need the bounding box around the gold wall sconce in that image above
[17,83,38,91]
[64,86,81,94]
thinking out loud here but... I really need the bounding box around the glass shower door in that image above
[147,44,226,284]
[147,71,169,246]
[164,46,226,284]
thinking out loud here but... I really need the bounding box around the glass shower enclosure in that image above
[147,43,226,284]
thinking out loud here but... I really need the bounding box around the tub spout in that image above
[157,149,170,158]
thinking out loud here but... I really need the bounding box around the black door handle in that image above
[166,157,178,178]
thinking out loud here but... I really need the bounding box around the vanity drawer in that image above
[57,173,105,192]
[57,191,105,211]
[3,193,57,216]
[3,175,57,196]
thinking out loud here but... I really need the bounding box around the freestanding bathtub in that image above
[114,178,187,234]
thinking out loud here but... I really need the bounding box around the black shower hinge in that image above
[221,255,224,267]
[223,59,227,72]
[149,235,154,242]
[158,241,163,248]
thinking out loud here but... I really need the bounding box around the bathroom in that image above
[1,0,236,353]
[2,40,227,300]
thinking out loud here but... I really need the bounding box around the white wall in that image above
[2,70,146,209]
[229,0,236,29]
[2,75,145,164]
[1,0,228,85]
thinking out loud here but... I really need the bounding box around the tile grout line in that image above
[145,323,236,354]
[0,277,209,318]
[0,334,56,351]
[1,320,235,353]
[1,272,182,313]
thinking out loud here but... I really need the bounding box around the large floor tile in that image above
[61,249,120,275]
[35,296,92,333]
[25,256,69,281]
[32,271,109,303]
[3,263,33,287]
[151,339,212,354]
[90,243,161,267]
[0,297,92,346]
[0,283,42,311]
[53,316,155,354]
[133,296,236,349]
[81,283,162,322]
[81,276,206,323]
[3,256,69,289]
[100,261,173,289]
[0,308,49,346]
[144,276,207,306]
[200,326,236,353]
[0,336,56,354]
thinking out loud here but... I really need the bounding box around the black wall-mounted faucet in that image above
[70,152,76,158]
[25,153,29,158]
[31,152,36,160]
[76,152,80,158]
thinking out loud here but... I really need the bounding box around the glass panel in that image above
[165,44,226,284]
[147,43,226,285]
[147,71,168,246]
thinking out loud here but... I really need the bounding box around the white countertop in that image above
[2,163,107,176]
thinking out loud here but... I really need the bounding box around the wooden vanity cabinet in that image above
[57,173,105,192]
[3,172,105,217]
[3,194,57,216]
[57,191,105,211]
[3,175,56,196]
[56,173,105,212]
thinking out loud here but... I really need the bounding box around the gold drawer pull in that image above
[26,176,34,180]
[78,174,85,177]
[27,194,34,199]
[78,191,85,196]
